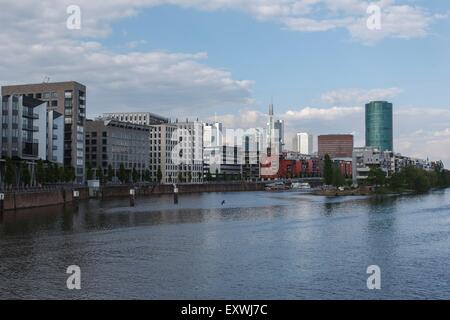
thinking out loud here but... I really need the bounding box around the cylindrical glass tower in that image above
[365,101,393,151]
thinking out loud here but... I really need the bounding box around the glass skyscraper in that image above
[365,101,393,152]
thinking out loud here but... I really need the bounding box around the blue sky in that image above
[106,3,450,111]
[0,0,450,164]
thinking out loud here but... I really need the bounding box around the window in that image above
[51,100,58,107]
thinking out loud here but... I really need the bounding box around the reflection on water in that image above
[1,190,450,299]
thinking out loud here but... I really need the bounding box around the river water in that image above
[1,190,450,300]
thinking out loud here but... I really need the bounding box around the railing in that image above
[22,111,39,119]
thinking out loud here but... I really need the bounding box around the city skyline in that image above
[0,1,449,166]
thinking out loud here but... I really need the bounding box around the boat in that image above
[291,182,311,190]
[265,181,289,191]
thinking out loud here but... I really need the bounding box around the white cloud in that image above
[0,1,255,117]
[284,106,363,120]
[434,128,450,137]
[321,87,402,105]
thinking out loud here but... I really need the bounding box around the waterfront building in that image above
[103,112,169,125]
[203,122,243,180]
[173,120,204,183]
[148,123,178,184]
[47,110,64,164]
[365,101,393,152]
[292,132,313,155]
[260,156,321,180]
[266,104,284,155]
[352,147,395,185]
[331,157,353,178]
[85,118,150,181]
[318,134,354,158]
[2,81,87,183]
[1,95,64,163]
[241,129,263,180]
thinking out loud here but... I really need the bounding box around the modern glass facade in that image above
[365,101,393,152]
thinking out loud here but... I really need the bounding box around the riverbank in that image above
[312,186,417,197]
[0,182,265,211]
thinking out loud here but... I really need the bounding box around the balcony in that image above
[23,110,39,119]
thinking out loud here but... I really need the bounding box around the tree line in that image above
[2,158,75,188]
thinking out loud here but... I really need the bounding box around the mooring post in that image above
[0,192,4,215]
[173,184,179,204]
[73,190,80,210]
[130,188,135,207]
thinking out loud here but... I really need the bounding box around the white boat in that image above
[291,182,311,190]
[265,181,288,191]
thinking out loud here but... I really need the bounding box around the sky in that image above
[0,0,450,165]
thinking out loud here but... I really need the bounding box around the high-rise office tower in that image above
[293,133,313,155]
[2,81,87,183]
[365,101,393,152]
[266,104,284,155]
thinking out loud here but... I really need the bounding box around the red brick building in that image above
[318,135,354,158]
[261,157,321,180]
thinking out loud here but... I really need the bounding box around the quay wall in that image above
[1,183,264,211]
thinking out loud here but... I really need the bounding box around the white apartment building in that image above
[1,95,64,163]
[173,120,204,183]
[149,123,178,184]
[292,132,313,155]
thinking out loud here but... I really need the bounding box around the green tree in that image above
[132,167,139,183]
[368,167,387,187]
[118,163,127,183]
[178,172,183,183]
[21,163,31,186]
[107,164,114,182]
[323,154,333,185]
[157,166,163,183]
[389,172,404,190]
[187,172,192,183]
[52,163,62,182]
[5,158,16,187]
[96,167,104,183]
[64,166,75,183]
[86,163,94,180]
[36,160,45,185]
[332,165,345,187]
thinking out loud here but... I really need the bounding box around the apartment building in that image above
[2,81,87,183]
[148,123,178,184]
[173,120,204,183]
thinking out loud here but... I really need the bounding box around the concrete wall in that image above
[0,183,263,211]
[2,187,89,211]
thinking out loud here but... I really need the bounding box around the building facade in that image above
[365,101,393,152]
[318,134,354,158]
[293,132,313,155]
[266,104,284,155]
[173,120,204,183]
[148,123,178,184]
[85,118,150,181]
[1,95,46,160]
[2,82,87,183]
[103,112,169,125]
